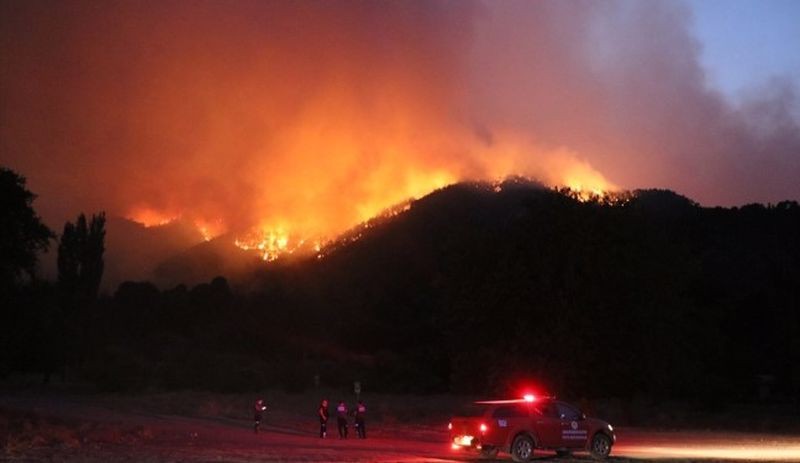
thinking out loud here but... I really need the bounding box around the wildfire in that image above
[232,200,418,261]
[234,227,322,262]
[127,207,226,242]
[194,219,225,242]
[475,134,616,198]
[130,153,613,264]
[562,158,615,201]
[110,15,614,262]
[127,111,615,265]
[128,207,179,228]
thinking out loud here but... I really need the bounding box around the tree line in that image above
[2,167,799,407]
[1,167,105,382]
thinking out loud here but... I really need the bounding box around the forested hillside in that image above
[4,180,799,404]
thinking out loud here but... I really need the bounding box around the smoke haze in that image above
[2,0,798,241]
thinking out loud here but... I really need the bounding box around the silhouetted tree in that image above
[0,167,54,290]
[57,212,106,308]
[56,212,105,379]
[0,167,54,378]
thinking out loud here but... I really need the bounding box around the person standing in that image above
[336,400,349,439]
[253,399,267,433]
[353,399,366,439]
[318,399,329,438]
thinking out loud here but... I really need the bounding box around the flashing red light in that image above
[523,394,536,402]
[448,422,452,431]
[480,423,488,433]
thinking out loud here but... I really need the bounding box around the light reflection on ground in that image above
[614,429,800,461]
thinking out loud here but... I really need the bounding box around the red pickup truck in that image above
[449,396,615,461]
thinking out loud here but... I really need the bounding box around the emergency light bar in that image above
[474,394,554,405]
[474,399,527,405]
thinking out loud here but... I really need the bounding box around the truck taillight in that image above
[448,422,452,430]
[480,423,488,433]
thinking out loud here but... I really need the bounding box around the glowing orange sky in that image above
[1,1,798,245]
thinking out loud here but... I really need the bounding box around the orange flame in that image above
[128,142,614,262]
[194,219,225,242]
[127,207,179,228]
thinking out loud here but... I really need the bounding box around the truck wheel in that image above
[590,433,612,459]
[511,435,534,462]
[479,446,499,459]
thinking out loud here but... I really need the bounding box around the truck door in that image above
[531,401,562,447]
[556,402,588,448]
[491,404,528,446]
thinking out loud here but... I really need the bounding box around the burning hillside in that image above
[131,173,612,264]
[144,178,630,287]
[227,173,618,263]
[3,1,798,272]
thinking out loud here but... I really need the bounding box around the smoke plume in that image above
[2,0,798,243]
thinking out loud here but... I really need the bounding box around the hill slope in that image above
[28,180,799,399]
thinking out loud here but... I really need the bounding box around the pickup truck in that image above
[448,396,615,461]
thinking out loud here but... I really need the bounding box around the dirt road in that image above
[2,394,800,462]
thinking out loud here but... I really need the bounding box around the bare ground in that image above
[2,391,800,462]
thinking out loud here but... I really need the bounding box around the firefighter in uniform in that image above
[336,400,349,439]
[353,399,366,439]
[318,399,329,438]
[253,398,267,433]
